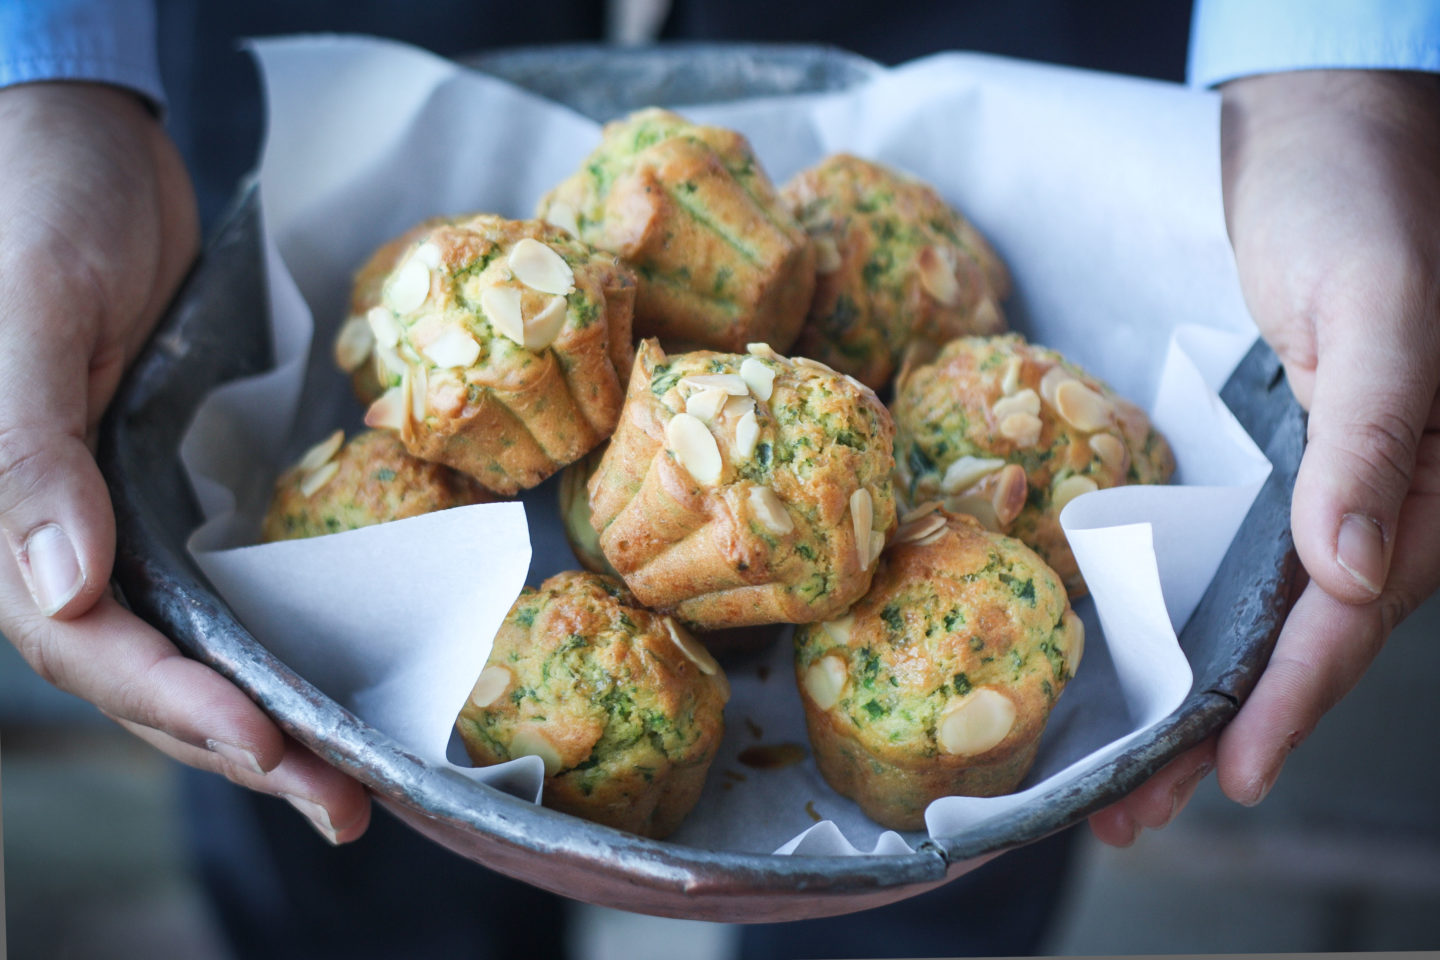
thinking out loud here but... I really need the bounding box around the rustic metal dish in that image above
[97,43,1303,922]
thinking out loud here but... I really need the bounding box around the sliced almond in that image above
[917,244,960,305]
[384,257,431,315]
[734,410,760,459]
[941,455,1006,494]
[721,395,756,420]
[745,342,780,359]
[428,370,467,417]
[363,386,407,433]
[820,613,854,645]
[1000,357,1023,397]
[685,387,728,422]
[945,494,1001,531]
[299,460,340,498]
[1054,380,1114,432]
[843,374,875,396]
[423,327,482,369]
[792,356,836,374]
[1059,609,1085,674]
[748,484,793,534]
[1051,474,1098,513]
[893,511,947,545]
[469,664,513,709]
[414,241,443,270]
[990,463,1029,526]
[524,293,568,351]
[814,235,842,273]
[374,341,408,379]
[367,305,402,349]
[938,688,1015,756]
[411,364,429,422]
[481,284,525,346]
[335,315,375,372]
[739,357,775,401]
[999,412,1043,447]
[992,387,1040,421]
[508,238,575,295]
[665,617,720,676]
[803,655,848,710]
[682,373,749,396]
[665,412,723,485]
[1039,365,1077,409]
[850,488,874,569]
[1089,433,1129,474]
[912,528,949,547]
[296,429,344,474]
[900,500,942,525]
[544,200,579,237]
[510,727,563,776]
[867,531,885,567]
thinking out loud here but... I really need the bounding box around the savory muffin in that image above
[455,571,729,839]
[891,334,1174,596]
[355,214,637,495]
[558,445,618,577]
[794,508,1082,830]
[587,338,898,629]
[261,428,493,542]
[537,107,815,353]
[783,154,1009,389]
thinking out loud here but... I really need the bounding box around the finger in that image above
[1290,284,1440,604]
[1087,803,1138,848]
[1,570,286,773]
[117,719,372,845]
[1086,739,1216,846]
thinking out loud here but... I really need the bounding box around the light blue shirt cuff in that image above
[0,0,164,109]
[1189,0,1440,88]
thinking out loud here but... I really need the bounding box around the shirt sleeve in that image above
[1189,0,1440,88]
[0,0,164,108]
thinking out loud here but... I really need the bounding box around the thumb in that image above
[1291,301,1439,604]
[0,272,115,620]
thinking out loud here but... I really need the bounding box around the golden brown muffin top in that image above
[456,571,729,784]
[783,154,1008,388]
[261,429,491,542]
[795,511,1081,763]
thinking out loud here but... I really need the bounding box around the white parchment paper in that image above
[181,35,1272,856]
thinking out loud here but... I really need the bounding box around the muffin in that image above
[354,214,637,495]
[891,334,1174,596]
[794,508,1083,830]
[455,571,729,839]
[587,338,898,629]
[537,107,815,353]
[783,154,1009,389]
[558,445,618,577]
[261,428,493,542]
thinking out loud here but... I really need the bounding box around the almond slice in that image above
[544,200,579,237]
[739,357,775,401]
[1051,474,1098,513]
[917,244,960,305]
[1039,365,1076,408]
[992,387,1040,420]
[685,387,728,422]
[803,655,848,710]
[945,494,1001,531]
[524,294,568,351]
[820,613,854,645]
[850,488,874,568]
[1059,609,1085,674]
[844,373,875,396]
[900,500,942,525]
[999,412,1043,447]
[938,688,1015,756]
[367,305,402,349]
[1000,357,1023,397]
[1088,433,1129,474]
[469,664,513,709]
[734,410,760,458]
[384,257,431,315]
[893,511,947,545]
[363,386,407,432]
[665,412,722,485]
[422,327,482,369]
[721,395,755,420]
[746,342,780,359]
[792,356,836,374]
[508,238,574,295]
[296,429,344,474]
[748,484,793,534]
[940,455,1006,494]
[1054,380,1114,432]
[335,315,375,372]
[665,617,720,677]
[374,340,408,379]
[414,241,443,270]
[990,463,1029,526]
[682,373,749,396]
[481,285,525,346]
[814,235,843,273]
[410,364,429,423]
[911,528,949,547]
[299,460,339,498]
[510,727,563,776]
[867,531,885,567]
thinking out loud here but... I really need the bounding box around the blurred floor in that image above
[4,592,1439,958]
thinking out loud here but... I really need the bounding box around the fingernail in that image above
[22,524,83,616]
[207,738,264,775]
[281,793,338,845]
[1241,761,1282,807]
[1336,513,1385,597]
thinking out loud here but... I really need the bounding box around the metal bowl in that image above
[98,43,1303,922]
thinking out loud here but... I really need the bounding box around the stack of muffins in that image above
[264,108,1173,837]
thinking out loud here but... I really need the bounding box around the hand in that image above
[1091,69,1440,846]
[0,83,370,843]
